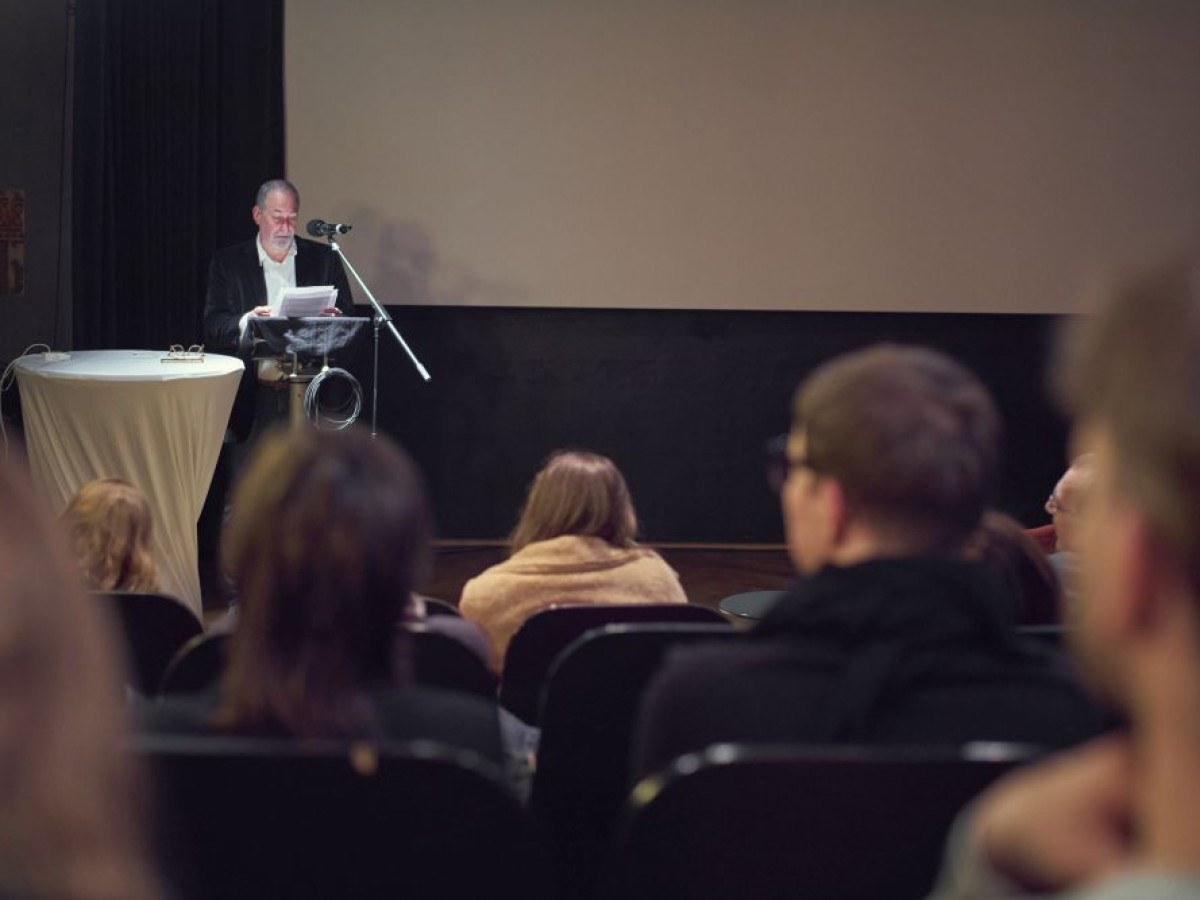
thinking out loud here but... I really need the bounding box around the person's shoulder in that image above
[630,545,686,580]
[211,237,256,262]
[1066,871,1200,900]
[294,236,334,256]
[459,561,516,603]
[207,239,258,282]
[462,544,554,586]
[628,544,675,567]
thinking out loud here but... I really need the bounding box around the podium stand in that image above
[247,317,369,428]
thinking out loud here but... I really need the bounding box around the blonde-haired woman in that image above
[0,461,162,899]
[62,477,159,593]
[460,450,687,668]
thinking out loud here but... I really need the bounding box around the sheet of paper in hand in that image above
[274,285,338,317]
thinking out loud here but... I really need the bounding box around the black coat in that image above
[202,236,355,440]
[632,556,1109,779]
[203,236,355,352]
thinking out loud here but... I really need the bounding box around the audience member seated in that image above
[964,510,1062,626]
[138,425,506,772]
[926,256,1200,899]
[459,449,687,669]
[0,460,162,900]
[1043,453,1095,614]
[62,476,160,593]
[632,345,1107,780]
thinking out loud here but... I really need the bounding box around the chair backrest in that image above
[100,591,204,695]
[715,588,788,624]
[157,631,229,697]
[530,622,740,900]
[500,603,727,724]
[605,742,1042,900]
[418,596,463,617]
[1016,622,1070,648]
[159,626,499,700]
[405,623,498,699]
[135,733,549,900]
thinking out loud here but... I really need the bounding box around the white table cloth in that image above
[15,350,243,616]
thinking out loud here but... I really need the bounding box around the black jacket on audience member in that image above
[632,556,1108,779]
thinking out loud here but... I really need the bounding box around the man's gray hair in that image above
[255,178,299,210]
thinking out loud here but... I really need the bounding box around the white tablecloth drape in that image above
[15,350,244,616]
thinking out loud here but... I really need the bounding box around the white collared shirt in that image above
[238,236,298,339]
[246,236,297,383]
[256,234,297,307]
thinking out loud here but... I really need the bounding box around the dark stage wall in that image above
[0,2,72,365]
[342,305,1067,544]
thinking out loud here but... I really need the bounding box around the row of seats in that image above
[137,731,1036,900]
[100,589,729,712]
[155,624,501,700]
[137,733,545,900]
[107,592,1063,898]
[97,591,497,699]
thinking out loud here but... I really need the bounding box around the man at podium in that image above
[203,178,354,441]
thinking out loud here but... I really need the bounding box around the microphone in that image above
[306,218,353,237]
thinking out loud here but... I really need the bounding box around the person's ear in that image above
[252,205,263,226]
[823,478,851,546]
[1107,507,1167,638]
[1134,516,1198,636]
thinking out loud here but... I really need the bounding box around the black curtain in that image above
[72,0,285,350]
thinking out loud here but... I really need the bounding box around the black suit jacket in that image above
[203,236,355,353]
[203,236,355,440]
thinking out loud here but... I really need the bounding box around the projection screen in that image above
[286,1,1200,314]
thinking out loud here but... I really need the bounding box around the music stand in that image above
[247,317,369,428]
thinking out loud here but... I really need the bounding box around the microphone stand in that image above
[322,234,431,437]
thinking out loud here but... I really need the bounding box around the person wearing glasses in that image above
[202,178,354,443]
[1044,455,1095,556]
[632,344,1106,780]
[1042,454,1096,614]
[0,462,164,900]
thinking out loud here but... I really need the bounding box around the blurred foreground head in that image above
[1056,256,1200,705]
[0,461,160,900]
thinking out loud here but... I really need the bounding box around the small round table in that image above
[15,349,243,615]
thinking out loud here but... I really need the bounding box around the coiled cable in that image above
[302,366,362,430]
